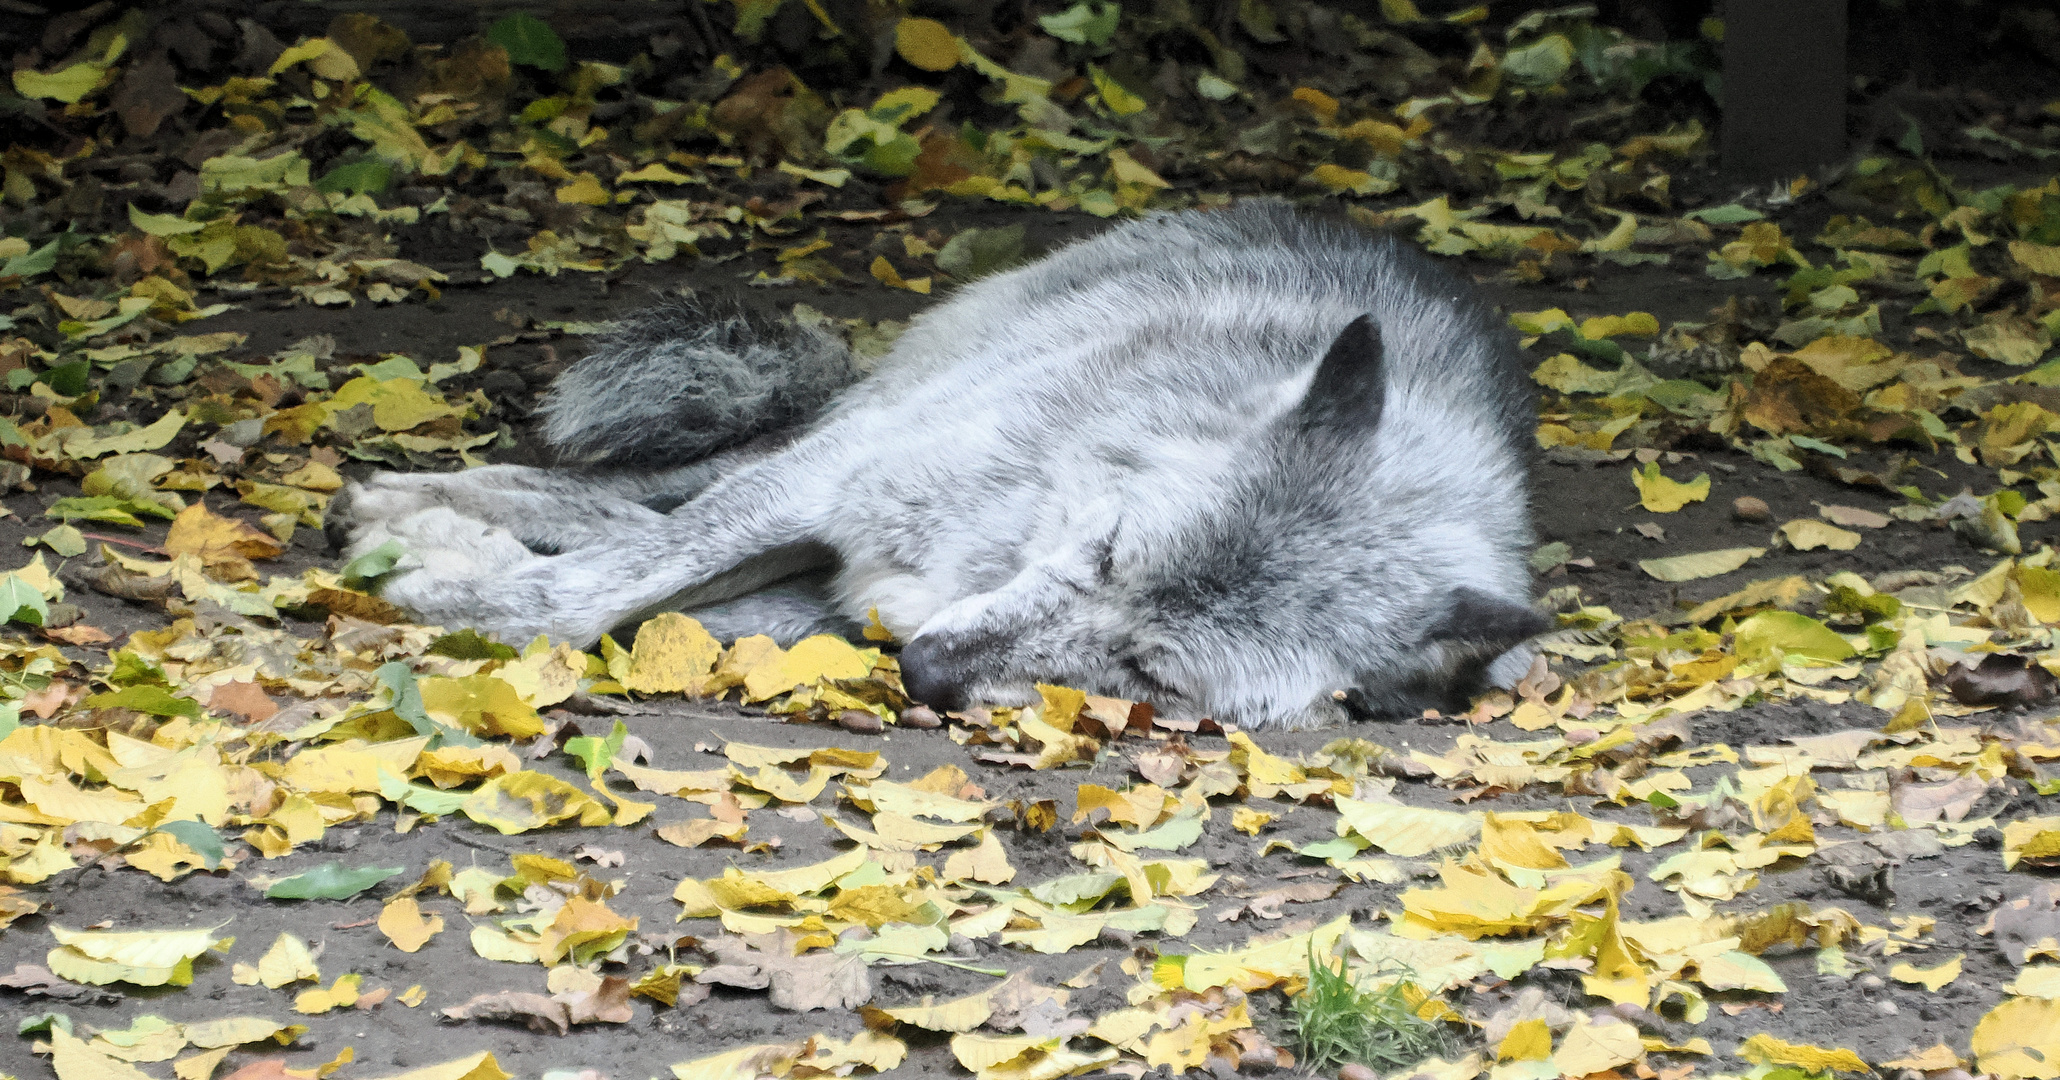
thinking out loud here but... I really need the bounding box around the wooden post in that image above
[1720,0,1848,181]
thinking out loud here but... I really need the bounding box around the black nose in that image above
[896,635,972,712]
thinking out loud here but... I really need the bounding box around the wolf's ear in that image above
[1294,314,1386,431]
[1424,587,1550,650]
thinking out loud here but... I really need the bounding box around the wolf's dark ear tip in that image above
[1425,587,1551,648]
[1295,312,1387,431]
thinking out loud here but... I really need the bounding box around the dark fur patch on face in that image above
[898,628,1014,712]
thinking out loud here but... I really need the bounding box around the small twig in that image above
[860,950,1007,977]
[78,532,168,555]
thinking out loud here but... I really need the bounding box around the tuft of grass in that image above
[1288,947,1445,1074]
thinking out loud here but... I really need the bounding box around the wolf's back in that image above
[538,304,858,466]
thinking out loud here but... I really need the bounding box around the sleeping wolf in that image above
[331,200,1544,730]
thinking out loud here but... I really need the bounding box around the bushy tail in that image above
[538,302,858,466]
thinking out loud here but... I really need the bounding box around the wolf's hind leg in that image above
[359,451,841,647]
[330,449,772,555]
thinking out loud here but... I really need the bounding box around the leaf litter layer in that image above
[3,2,2060,1079]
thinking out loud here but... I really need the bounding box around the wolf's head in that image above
[897,309,1545,730]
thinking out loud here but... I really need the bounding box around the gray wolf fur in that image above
[331,200,1544,730]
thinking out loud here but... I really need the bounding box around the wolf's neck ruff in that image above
[336,199,1542,730]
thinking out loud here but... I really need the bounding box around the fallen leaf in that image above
[1639,547,1765,582]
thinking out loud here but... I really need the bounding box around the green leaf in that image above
[563,720,627,780]
[488,13,568,72]
[1,239,60,279]
[127,204,206,237]
[1527,541,1572,573]
[109,649,168,688]
[264,861,405,901]
[28,524,88,558]
[936,225,1026,281]
[340,539,405,588]
[43,360,91,397]
[1684,204,1764,225]
[153,820,226,869]
[427,628,518,662]
[0,575,49,627]
[1733,610,1856,663]
[314,157,393,196]
[1038,0,1121,45]
[46,495,178,528]
[82,685,204,720]
[13,62,104,103]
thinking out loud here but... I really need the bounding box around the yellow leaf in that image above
[48,924,219,979]
[2003,815,2060,870]
[181,1017,301,1049]
[942,829,1016,884]
[1779,518,1861,552]
[895,17,962,71]
[418,674,544,739]
[1974,997,2060,1079]
[1694,950,1786,993]
[1554,1014,1643,1076]
[469,926,539,964]
[1307,163,1386,196]
[2011,239,2060,277]
[327,376,463,433]
[1639,547,1765,582]
[51,1029,158,1080]
[234,933,320,988]
[556,173,612,205]
[378,896,445,953]
[618,163,698,184]
[1334,796,1480,856]
[361,1051,512,1080]
[164,503,285,579]
[293,973,363,1014]
[1889,953,1963,992]
[1737,1033,1871,1074]
[400,984,427,1006]
[174,1047,233,1080]
[670,1043,806,1080]
[61,410,188,459]
[882,984,998,1032]
[2005,964,2060,998]
[269,37,360,81]
[1498,1017,1552,1062]
[461,770,612,834]
[746,634,874,702]
[623,612,722,695]
[870,255,932,295]
[1632,461,1709,512]
[1090,65,1146,116]
[1578,312,1660,338]
[1230,807,1274,835]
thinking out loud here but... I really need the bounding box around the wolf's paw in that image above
[327,473,461,551]
[342,506,585,642]
[326,467,559,551]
